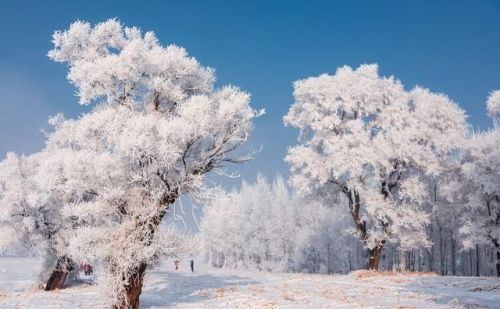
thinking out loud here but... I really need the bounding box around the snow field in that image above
[1,258,499,308]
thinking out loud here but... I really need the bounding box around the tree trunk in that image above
[112,191,178,308]
[428,224,434,273]
[114,263,147,309]
[469,249,473,276]
[368,246,383,270]
[476,244,480,276]
[347,251,352,272]
[451,235,456,275]
[495,248,500,277]
[45,256,74,291]
[402,251,411,271]
[436,216,444,275]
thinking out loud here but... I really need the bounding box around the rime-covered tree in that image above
[200,174,353,273]
[487,90,500,126]
[284,64,467,270]
[0,151,75,289]
[0,140,122,290]
[201,175,299,271]
[453,96,500,276]
[0,153,61,275]
[46,19,261,308]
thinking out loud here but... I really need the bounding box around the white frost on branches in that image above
[459,129,500,251]
[284,64,467,265]
[0,18,263,307]
[487,90,500,120]
[200,175,353,273]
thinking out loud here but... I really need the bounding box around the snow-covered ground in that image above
[1,257,499,308]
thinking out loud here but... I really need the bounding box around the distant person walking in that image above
[80,262,93,276]
[174,260,179,270]
[190,260,194,273]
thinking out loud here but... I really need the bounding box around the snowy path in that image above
[1,257,499,308]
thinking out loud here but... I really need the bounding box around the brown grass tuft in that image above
[350,270,437,279]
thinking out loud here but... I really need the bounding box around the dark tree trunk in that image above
[342,186,386,271]
[469,249,473,276]
[347,251,352,272]
[436,216,444,275]
[493,239,500,277]
[112,191,178,308]
[476,244,480,276]
[496,250,500,277]
[114,263,147,309]
[45,256,74,291]
[368,246,383,270]
[491,236,500,277]
[451,235,456,275]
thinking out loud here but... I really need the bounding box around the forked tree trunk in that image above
[45,256,74,291]
[344,188,385,271]
[368,246,383,270]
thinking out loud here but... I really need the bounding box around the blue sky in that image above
[1,0,500,188]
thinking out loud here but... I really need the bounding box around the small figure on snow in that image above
[174,260,179,270]
[190,260,194,273]
[80,262,93,276]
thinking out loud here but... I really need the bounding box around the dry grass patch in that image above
[350,270,436,279]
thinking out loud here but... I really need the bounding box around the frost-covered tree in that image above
[201,175,298,271]
[453,108,500,276]
[436,93,500,277]
[38,138,127,290]
[0,151,75,289]
[0,153,58,270]
[0,143,119,290]
[292,196,356,274]
[284,64,467,270]
[46,19,261,308]
[200,174,353,273]
[487,90,500,125]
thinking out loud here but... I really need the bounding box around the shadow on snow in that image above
[141,271,259,307]
[401,276,500,308]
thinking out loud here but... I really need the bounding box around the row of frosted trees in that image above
[201,175,357,274]
[201,175,499,276]
[0,19,499,309]
[202,65,500,277]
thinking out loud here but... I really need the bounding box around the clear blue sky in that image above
[1,0,500,187]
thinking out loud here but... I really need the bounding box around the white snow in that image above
[1,257,499,308]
